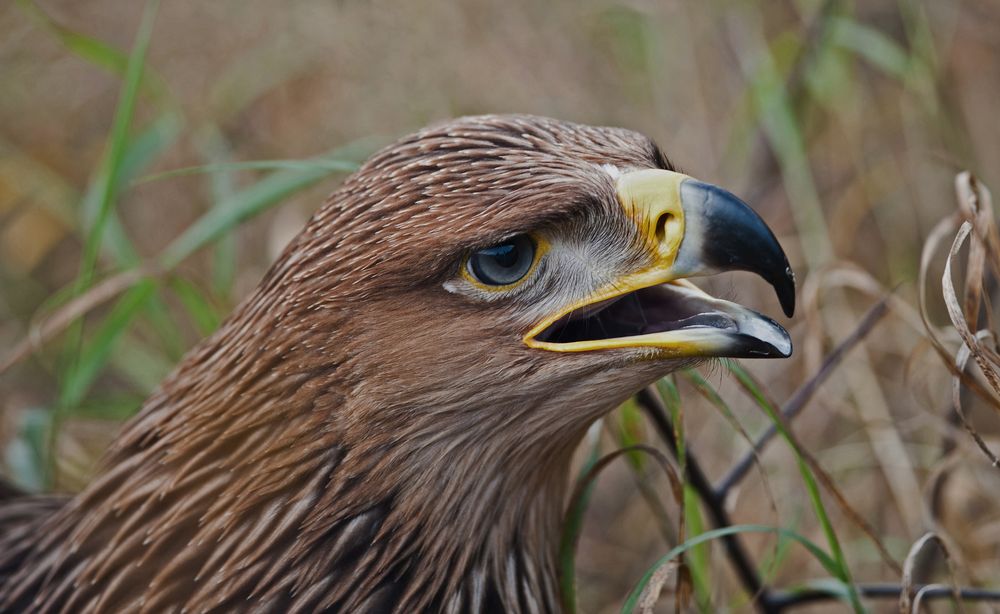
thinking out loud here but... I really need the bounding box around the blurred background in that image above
[2,0,999,611]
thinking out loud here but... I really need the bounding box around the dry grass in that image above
[2,0,1000,611]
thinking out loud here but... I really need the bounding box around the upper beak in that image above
[523,169,795,359]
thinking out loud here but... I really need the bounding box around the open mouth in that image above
[522,167,795,360]
[528,281,792,359]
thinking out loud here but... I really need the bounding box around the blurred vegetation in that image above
[1,0,999,611]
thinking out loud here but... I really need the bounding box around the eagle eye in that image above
[465,234,537,288]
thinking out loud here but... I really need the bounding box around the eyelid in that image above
[460,233,550,293]
[481,244,516,257]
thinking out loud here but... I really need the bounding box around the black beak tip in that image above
[774,265,796,318]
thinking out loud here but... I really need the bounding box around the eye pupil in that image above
[468,235,537,286]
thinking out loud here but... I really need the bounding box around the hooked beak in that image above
[523,169,795,359]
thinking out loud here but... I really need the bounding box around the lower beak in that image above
[523,169,795,359]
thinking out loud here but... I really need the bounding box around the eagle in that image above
[0,115,794,612]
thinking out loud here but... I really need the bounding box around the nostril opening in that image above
[655,212,674,243]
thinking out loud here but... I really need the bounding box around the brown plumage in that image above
[0,114,793,612]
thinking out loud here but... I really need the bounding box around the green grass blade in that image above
[136,159,362,185]
[59,281,156,408]
[158,142,373,270]
[654,377,681,414]
[830,17,910,80]
[15,0,129,75]
[110,335,175,394]
[196,126,239,296]
[51,2,161,483]
[737,16,832,269]
[3,408,51,491]
[55,0,160,417]
[759,523,797,574]
[681,483,712,612]
[74,110,181,262]
[16,0,172,103]
[48,281,156,482]
[558,423,603,613]
[681,370,739,425]
[74,0,159,292]
[656,376,711,611]
[77,114,185,358]
[724,360,863,613]
[169,277,223,337]
[615,398,646,471]
[620,525,849,613]
[71,395,147,422]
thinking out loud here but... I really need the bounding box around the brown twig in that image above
[731,361,903,575]
[0,265,158,375]
[715,295,891,497]
[900,532,965,614]
[767,583,1000,610]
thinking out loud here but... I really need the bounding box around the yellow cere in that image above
[614,169,689,267]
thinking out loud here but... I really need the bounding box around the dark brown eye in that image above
[467,235,536,286]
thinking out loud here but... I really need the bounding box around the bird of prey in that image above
[0,115,794,613]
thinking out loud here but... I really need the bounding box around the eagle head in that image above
[275,114,792,452]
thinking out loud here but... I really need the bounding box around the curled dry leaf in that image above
[953,334,1000,466]
[899,532,965,614]
[942,223,1000,397]
[637,559,679,614]
[920,172,1000,465]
